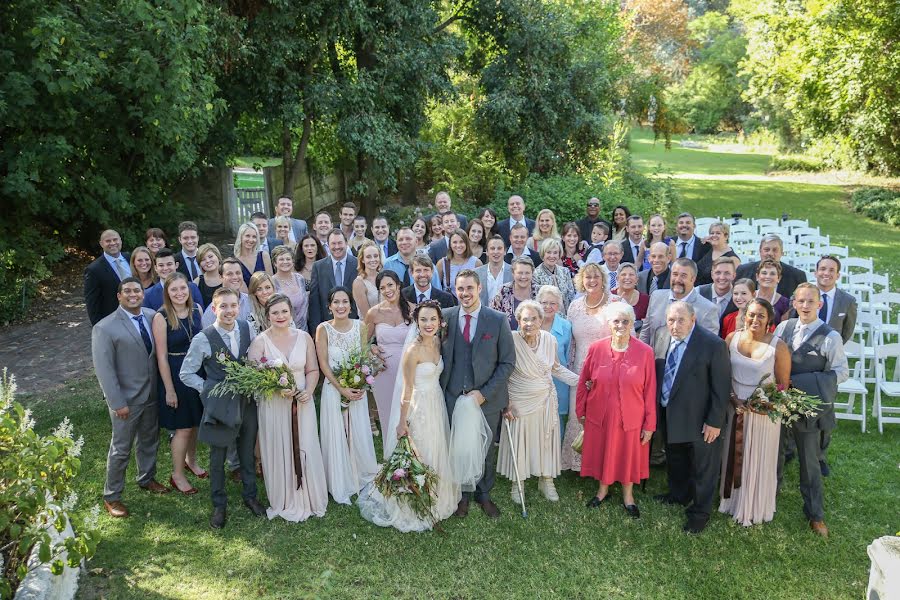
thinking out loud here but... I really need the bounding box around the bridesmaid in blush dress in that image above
[247,294,328,522]
[365,270,413,456]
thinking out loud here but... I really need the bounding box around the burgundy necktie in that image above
[463,313,472,343]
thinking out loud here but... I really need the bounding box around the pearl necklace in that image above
[585,293,606,310]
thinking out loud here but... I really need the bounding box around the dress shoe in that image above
[784,451,796,464]
[819,460,830,477]
[210,507,227,529]
[185,462,208,479]
[140,479,172,494]
[229,468,242,483]
[453,498,470,518]
[478,498,501,519]
[809,520,829,538]
[623,503,640,519]
[683,518,708,534]
[511,483,522,506]
[103,500,129,518]
[539,477,559,502]
[169,476,198,496]
[243,497,267,517]
[586,495,607,509]
[654,493,688,506]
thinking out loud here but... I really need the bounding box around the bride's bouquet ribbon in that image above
[449,394,492,491]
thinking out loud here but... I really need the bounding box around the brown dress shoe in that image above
[454,497,470,518]
[478,498,501,519]
[809,521,829,538]
[104,500,129,518]
[140,479,172,494]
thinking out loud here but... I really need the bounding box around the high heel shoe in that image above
[586,495,607,508]
[185,462,208,479]
[170,476,198,496]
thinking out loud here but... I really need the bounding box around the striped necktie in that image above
[660,340,683,407]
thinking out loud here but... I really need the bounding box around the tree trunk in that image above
[281,116,313,199]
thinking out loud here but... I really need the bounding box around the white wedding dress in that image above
[357,358,461,532]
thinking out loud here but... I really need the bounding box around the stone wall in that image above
[169,167,235,236]
[263,164,346,220]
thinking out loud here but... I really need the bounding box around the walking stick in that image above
[505,422,528,518]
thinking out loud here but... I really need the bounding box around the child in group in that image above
[583,222,610,264]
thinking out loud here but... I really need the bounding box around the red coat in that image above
[575,337,657,483]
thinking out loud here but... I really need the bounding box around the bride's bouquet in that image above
[745,376,823,425]
[333,325,385,408]
[210,352,295,402]
[373,435,439,523]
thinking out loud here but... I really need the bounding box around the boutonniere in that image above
[481,333,493,341]
[439,321,449,340]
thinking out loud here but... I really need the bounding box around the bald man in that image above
[85,229,133,325]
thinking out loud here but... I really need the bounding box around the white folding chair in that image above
[752,218,780,230]
[782,218,810,230]
[843,257,874,274]
[760,226,790,240]
[849,273,889,304]
[792,256,819,276]
[729,224,757,244]
[873,343,900,433]
[791,226,822,239]
[820,245,849,259]
[836,359,868,432]
[869,292,900,343]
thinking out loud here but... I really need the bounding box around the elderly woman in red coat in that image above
[576,302,656,519]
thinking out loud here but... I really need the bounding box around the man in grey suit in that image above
[440,269,515,519]
[181,287,266,528]
[639,258,719,350]
[811,255,857,344]
[475,235,512,306]
[268,196,308,245]
[637,242,672,295]
[92,278,170,518]
[308,229,359,333]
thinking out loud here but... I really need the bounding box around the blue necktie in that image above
[133,315,153,355]
[661,340,683,407]
[818,293,828,322]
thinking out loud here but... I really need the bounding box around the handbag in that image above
[571,430,584,454]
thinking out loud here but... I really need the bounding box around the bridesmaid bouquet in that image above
[745,377,823,425]
[210,352,296,402]
[373,435,439,524]
[333,325,385,408]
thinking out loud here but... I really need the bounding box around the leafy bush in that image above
[769,154,825,173]
[850,187,900,227]
[0,371,99,598]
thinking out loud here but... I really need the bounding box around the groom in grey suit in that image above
[441,269,515,518]
[92,278,170,518]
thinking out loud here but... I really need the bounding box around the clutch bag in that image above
[571,430,584,454]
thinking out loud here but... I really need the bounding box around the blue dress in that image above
[240,251,266,287]
[550,314,574,415]
[157,307,204,430]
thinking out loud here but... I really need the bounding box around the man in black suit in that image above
[637,242,671,294]
[401,255,457,308]
[620,215,646,270]
[371,216,398,259]
[497,195,535,248]
[427,211,460,265]
[84,229,132,326]
[425,191,468,231]
[307,229,358,332]
[673,212,711,263]
[654,301,731,534]
[174,221,202,281]
[576,197,610,244]
[697,256,738,331]
[503,223,542,268]
[735,234,807,298]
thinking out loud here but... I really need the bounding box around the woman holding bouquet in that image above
[316,287,379,504]
[719,298,791,526]
[247,294,328,522]
[357,301,461,532]
[498,300,579,503]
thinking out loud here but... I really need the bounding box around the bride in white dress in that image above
[357,301,462,532]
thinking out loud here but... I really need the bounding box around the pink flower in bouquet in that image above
[278,374,290,388]
[260,355,268,364]
[776,383,787,392]
[365,375,375,385]
[391,468,407,481]
[361,365,371,375]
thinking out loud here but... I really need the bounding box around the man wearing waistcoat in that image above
[181,287,267,528]
[773,283,848,538]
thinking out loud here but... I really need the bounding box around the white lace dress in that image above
[357,359,461,532]
[319,320,379,504]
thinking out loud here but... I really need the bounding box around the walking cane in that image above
[505,422,528,519]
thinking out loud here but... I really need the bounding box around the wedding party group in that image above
[87,191,851,537]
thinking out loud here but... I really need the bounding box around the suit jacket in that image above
[639,288,720,349]
[475,263,512,306]
[84,253,131,326]
[620,238,646,270]
[91,307,158,411]
[656,325,731,444]
[426,212,469,231]
[504,248,542,268]
[674,235,711,263]
[736,260,807,298]
[373,238,398,260]
[427,237,448,266]
[308,255,359,333]
[697,283,738,331]
[268,217,308,242]
[174,251,202,280]
[264,238,284,256]
[401,285,457,309]
[576,217,611,246]
[497,217,536,248]
[637,267,670,295]
[440,305,516,417]
[786,287,858,344]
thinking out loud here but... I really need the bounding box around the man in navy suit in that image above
[308,229,359,332]
[673,213,711,263]
[371,216,398,259]
[174,221,202,281]
[142,249,204,310]
[497,195,535,248]
[620,215,646,270]
[84,229,132,326]
[427,211,461,265]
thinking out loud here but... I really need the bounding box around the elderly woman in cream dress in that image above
[497,300,579,503]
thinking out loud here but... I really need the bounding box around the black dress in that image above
[197,274,222,308]
[157,307,204,430]
[696,249,739,286]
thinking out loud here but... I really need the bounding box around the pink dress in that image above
[560,294,621,471]
[371,321,411,455]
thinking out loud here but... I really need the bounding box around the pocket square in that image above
[838,312,846,317]
[481,333,493,341]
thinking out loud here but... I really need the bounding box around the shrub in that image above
[850,187,900,228]
[0,371,99,598]
[769,154,825,173]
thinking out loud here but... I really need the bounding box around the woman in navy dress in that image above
[234,222,273,290]
[151,272,206,495]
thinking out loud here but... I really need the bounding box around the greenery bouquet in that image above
[745,377,823,425]
[333,325,385,408]
[373,435,439,525]
[210,352,296,402]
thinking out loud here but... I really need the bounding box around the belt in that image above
[168,352,187,356]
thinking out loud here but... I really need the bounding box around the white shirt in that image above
[485,265,504,305]
[677,236,695,259]
[458,305,481,339]
[120,307,150,337]
[414,285,433,302]
[214,323,240,355]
